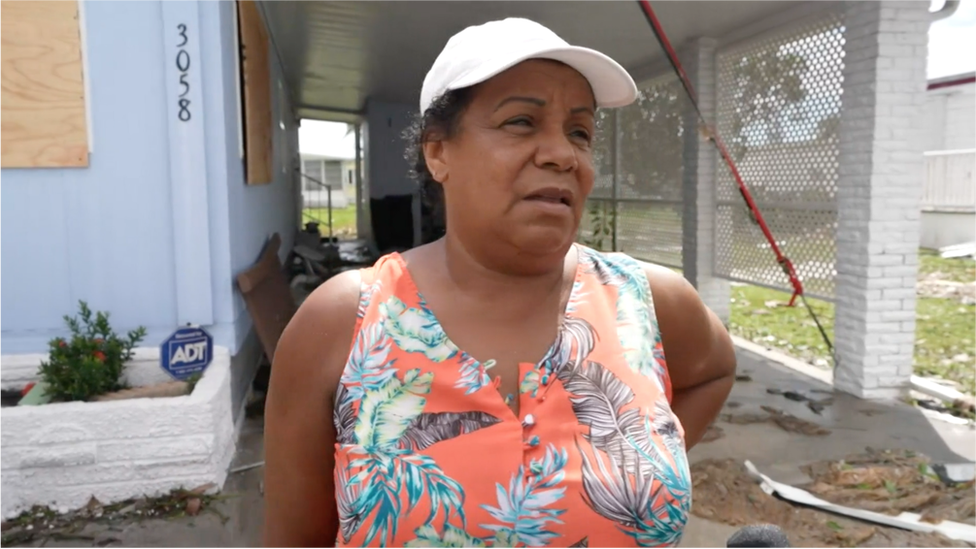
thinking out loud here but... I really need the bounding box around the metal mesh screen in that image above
[714,12,844,299]
[579,110,617,251]
[580,74,686,268]
[589,108,615,201]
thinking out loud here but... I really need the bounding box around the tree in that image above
[725,50,809,160]
[590,49,811,203]
[600,78,687,201]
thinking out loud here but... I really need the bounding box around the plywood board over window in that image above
[1,0,89,168]
[238,0,273,185]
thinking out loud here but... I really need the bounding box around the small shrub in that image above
[38,301,147,402]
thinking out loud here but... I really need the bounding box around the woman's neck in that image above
[432,232,573,308]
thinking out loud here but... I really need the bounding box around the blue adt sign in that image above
[160,326,213,381]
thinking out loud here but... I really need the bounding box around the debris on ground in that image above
[735,374,753,382]
[766,387,835,417]
[917,273,976,305]
[912,396,976,422]
[691,456,973,547]
[801,449,976,525]
[0,484,225,547]
[721,405,831,436]
[230,461,265,475]
[938,242,976,260]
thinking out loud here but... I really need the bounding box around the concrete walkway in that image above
[20,347,975,547]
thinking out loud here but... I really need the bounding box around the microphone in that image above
[726,524,791,548]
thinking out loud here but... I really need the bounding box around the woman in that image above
[264,17,736,548]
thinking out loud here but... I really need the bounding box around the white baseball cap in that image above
[420,17,639,114]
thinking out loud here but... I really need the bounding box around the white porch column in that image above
[834,1,930,399]
[681,37,731,324]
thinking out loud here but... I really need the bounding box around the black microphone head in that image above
[726,524,791,548]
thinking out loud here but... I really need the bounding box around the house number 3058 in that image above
[176,24,192,122]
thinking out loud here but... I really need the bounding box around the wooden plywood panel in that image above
[1,0,88,168]
[238,0,273,185]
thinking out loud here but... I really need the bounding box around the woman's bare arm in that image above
[262,270,361,547]
[644,264,736,449]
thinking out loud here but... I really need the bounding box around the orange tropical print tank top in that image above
[333,244,692,548]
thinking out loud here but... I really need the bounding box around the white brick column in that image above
[681,37,731,324]
[834,1,929,399]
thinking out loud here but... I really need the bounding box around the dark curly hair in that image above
[403,87,476,223]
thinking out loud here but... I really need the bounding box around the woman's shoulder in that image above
[576,245,701,310]
[576,245,681,289]
[293,250,409,332]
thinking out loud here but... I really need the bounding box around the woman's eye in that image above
[571,130,592,142]
[505,117,533,127]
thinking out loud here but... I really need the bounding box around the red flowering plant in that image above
[38,301,147,402]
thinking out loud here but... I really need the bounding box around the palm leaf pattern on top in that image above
[333,249,692,547]
[579,249,666,391]
[335,322,397,444]
[381,296,459,362]
[558,360,691,547]
[399,411,502,451]
[405,524,488,548]
[339,366,500,547]
[358,279,384,318]
[455,354,492,395]
[480,444,569,547]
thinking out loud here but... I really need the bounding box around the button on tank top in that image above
[333,244,692,547]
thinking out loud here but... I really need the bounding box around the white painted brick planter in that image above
[0,347,235,519]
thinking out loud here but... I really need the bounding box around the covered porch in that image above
[265,0,950,399]
[3,2,971,538]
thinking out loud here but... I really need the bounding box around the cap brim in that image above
[449,45,639,109]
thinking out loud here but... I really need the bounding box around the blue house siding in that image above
[216,0,300,353]
[1,0,299,357]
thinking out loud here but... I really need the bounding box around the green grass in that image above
[730,285,836,366]
[729,255,976,394]
[302,207,357,237]
[914,298,975,394]
[919,248,976,283]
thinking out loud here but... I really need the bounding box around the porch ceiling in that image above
[259,1,801,121]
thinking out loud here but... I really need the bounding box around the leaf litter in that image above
[0,483,228,547]
[692,448,975,547]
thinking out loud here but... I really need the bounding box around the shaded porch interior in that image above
[236,0,960,400]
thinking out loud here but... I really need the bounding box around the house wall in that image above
[365,99,421,246]
[365,100,416,199]
[1,0,298,362]
[920,211,976,249]
[922,78,976,152]
[919,79,975,249]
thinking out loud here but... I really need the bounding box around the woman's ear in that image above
[423,140,448,184]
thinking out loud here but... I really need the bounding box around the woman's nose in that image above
[534,126,578,172]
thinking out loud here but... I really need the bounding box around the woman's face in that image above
[426,59,597,261]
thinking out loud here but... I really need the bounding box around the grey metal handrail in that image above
[296,168,334,242]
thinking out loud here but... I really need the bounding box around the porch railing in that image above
[922,149,976,212]
[297,169,336,241]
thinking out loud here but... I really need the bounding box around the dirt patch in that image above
[721,406,831,436]
[0,484,225,547]
[802,449,976,525]
[691,451,974,548]
[918,273,976,304]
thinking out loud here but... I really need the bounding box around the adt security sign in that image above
[160,326,213,380]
